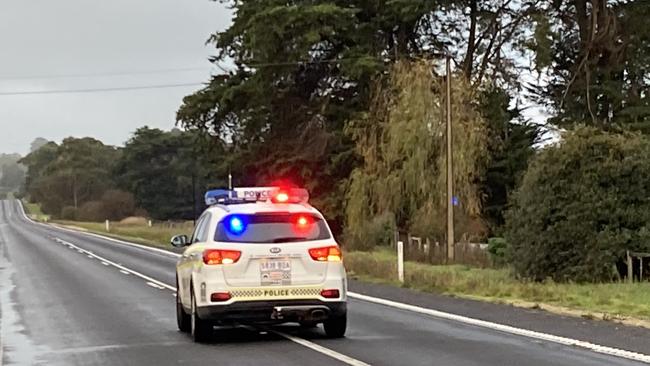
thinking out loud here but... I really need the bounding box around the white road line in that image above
[348,292,650,364]
[271,331,371,366]
[52,238,175,291]
[51,236,373,366]
[101,262,109,266]
[146,282,165,290]
[17,202,650,364]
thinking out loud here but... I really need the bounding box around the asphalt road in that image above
[0,198,647,366]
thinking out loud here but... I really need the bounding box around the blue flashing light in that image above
[227,215,246,235]
[205,189,237,205]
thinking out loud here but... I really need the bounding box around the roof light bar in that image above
[205,187,310,206]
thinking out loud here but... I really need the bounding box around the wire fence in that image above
[395,231,492,268]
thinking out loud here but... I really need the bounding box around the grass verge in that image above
[345,249,650,326]
[51,220,192,250]
[22,201,50,222]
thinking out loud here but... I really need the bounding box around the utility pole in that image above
[446,55,455,263]
[191,173,196,225]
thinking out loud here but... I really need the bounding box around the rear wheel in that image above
[176,281,190,333]
[323,313,347,338]
[190,288,212,343]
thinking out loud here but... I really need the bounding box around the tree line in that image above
[0,153,25,198]
[173,0,650,282]
[20,128,221,222]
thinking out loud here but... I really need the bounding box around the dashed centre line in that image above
[51,236,373,366]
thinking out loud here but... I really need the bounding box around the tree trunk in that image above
[463,0,478,79]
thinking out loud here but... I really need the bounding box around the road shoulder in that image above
[349,279,650,356]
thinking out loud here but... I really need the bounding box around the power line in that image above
[0,82,204,96]
[0,66,212,81]
[228,56,378,69]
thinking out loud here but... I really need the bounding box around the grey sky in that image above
[0,0,231,155]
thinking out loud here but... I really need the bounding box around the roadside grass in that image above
[52,220,193,250]
[345,249,650,322]
[22,201,51,222]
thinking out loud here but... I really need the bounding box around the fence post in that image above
[105,220,110,232]
[627,251,633,283]
[148,220,152,228]
[397,240,404,283]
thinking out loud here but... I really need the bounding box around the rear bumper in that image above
[196,300,346,323]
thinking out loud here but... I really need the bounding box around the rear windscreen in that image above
[214,213,331,243]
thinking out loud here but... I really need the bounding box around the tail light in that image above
[320,289,340,299]
[308,246,342,262]
[203,249,242,265]
[210,292,231,302]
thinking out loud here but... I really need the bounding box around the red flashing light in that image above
[270,188,309,204]
[296,215,310,228]
[308,246,342,262]
[211,292,231,302]
[320,289,340,299]
[203,249,242,265]
[275,192,290,203]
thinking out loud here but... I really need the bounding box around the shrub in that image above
[133,207,149,218]
[344,212,396,251]
[505,127,650,282]
[101,189,136,221]
[487,237,508,267]
[60,206,78,220]
[77,201,106,222]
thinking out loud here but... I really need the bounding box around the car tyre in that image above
[176,281,191,333]
[190,287,212,343]
[323,313,347,338]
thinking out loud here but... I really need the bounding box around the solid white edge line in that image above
[16,201,180,259]
[271,331,371,366]
[16,201,650,364]
[347,292,650,364]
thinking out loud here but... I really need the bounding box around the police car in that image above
[171,187,347,342]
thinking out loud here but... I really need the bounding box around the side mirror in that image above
[171,234,189,248]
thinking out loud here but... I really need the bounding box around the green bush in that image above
[505,127,650,282]
[487,237,508,266]
[60,206,78,220]
[344,212,396,251]
[101,189,136,220]
[77,201,106,222]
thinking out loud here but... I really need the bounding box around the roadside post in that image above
[105,220,110,232]
[397,240,404,283]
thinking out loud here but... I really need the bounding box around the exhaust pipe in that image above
[311,309,327,320]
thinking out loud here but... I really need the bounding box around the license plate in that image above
[260,259,291,286]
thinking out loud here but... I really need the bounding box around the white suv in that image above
[172,187,347,342]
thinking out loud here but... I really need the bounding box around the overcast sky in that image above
[0,0,231,155]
